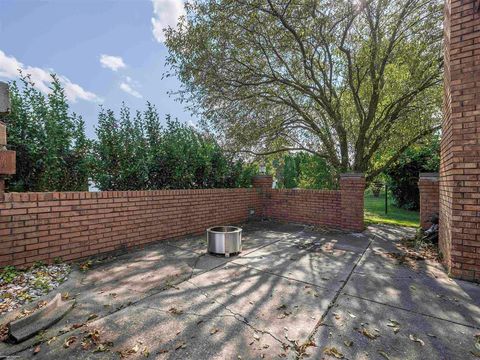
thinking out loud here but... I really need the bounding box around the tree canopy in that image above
[165,0,443,181]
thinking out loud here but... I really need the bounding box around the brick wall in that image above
[441,0,480,281]
[263,189,342,228]
[0,189,262,267]
[418,173,440,230]
[261,174,365,232]
[0,174,365,268]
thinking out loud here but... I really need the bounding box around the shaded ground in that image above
[1,221,478,359]
[364,190,419,228]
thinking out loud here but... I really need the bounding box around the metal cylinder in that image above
[207,226,242,257]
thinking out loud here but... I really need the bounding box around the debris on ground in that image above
[0,263,71,314]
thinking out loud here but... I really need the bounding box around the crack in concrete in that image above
[293,234,374,359]
[183,278,291,350]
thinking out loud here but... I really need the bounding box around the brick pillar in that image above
[0,82,15,195]
[441,0,480,281]
[340,173,365,232]
[418,173,439,230]
[252,175,273,190]
[252,175,272,220]
[0,122,16,196]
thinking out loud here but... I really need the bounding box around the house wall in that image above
[441,0,480,280]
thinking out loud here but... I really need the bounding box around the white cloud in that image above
[99,54,126,72]
[0,50,101,103]
[119,77,142,98]
[151,0,185,42]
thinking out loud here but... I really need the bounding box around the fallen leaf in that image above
[378,350,391,360]
[409,334,425,346]
[94,344,109,352]
[323,346,344,359]
[347,311,356,318]
[343,340,353,347]
[168,307,183,315]
[64,336,77,348]
[475,334,480,351]
[387,319,400,327]
[175,341,186,350]
[359,327,379,340]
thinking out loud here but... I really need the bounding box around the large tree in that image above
[165,0,443,180]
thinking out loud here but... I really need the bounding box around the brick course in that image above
[442,0,480,281]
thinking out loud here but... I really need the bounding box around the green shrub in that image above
[385,137,439,211]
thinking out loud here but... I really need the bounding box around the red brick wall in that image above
[418,173,440,230]
[0,175,366,268]
[263,189,342,229]
[441,0,480,281]
[0,189,261,267]
[261,174,365,232]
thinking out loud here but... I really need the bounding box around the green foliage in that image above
[385,136,440,211]
[364,190,419,228]
[273,152,336,189]
[4,73,91,192]
[165,0,443,180]
[92,103,254,190]
[0,266,18,284]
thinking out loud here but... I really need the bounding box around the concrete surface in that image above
[0,221,478,359]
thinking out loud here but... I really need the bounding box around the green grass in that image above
[364,190,419,228]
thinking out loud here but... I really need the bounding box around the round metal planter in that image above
[207,226,242,257]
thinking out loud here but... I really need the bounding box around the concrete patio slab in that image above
[233,234,368,291]
[305,295,479,360]
[2,222,479,360]
[343,271,480,328]
[18,305,287,359]
[183,263,335,344]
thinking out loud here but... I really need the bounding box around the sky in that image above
[0,0,193,138]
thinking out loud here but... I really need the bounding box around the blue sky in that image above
[0,0,193,138]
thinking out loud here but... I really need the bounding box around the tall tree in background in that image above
[5,74,90,191]
[165,0,443,181]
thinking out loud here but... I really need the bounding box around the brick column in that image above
[340,173,365,232]
[418,173,439,230]
[0,81,16,196]
[252,175,273,190]
[441,0,480,281]
[252,175,272,220]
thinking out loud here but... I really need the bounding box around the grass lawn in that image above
[364,190,419,228]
